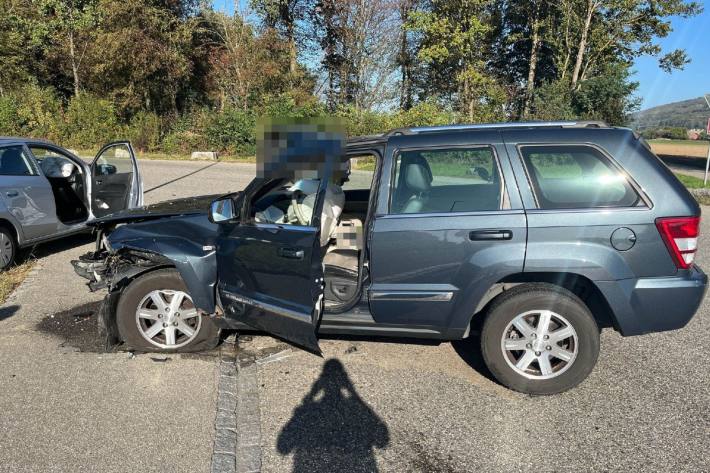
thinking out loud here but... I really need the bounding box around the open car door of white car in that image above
[90,141,143,218]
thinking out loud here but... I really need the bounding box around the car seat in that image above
[395,155,433,213]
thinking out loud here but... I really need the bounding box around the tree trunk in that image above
[69,30,80,96]
[398,0,413,110]
[571,0,594,88]
[523,2,542,117]
[286,20,297,74]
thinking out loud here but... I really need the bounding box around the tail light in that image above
[655,216,700,269]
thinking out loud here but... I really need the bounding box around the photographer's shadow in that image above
[277,359,389,473]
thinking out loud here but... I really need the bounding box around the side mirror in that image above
[209,197,236,223]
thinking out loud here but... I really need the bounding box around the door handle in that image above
[469,229,513,241]
[95,179,103,185]
[278,247,305,259]
[5,191,19,197]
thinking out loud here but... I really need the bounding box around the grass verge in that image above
[75,149,256,163]
[0,260,35,305]
[674,172,706,189]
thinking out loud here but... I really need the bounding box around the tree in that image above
[86,0,194,116]
[407,0,506,121]
[34,0,100,96]
[312,0,401,111]
[566,0,701,88]
[250,0,315,75]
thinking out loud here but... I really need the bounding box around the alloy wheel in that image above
[135,289,201,349]
[500,309,579,380]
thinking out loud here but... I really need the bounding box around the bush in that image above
[128,111,162,152]
[62,93,120,148]
[205,107,256,154]
[0,95,20,135]
[0,85,62,140]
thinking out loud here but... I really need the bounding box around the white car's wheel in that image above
[0,226,17,271]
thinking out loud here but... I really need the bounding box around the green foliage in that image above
[0,95,21,135]
[0,84,62,140]
[205,108,256,154]
[62,93,119,147]
[641,127,689,140]
[127,111,162,151]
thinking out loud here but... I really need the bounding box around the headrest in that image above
[404,160,432,192]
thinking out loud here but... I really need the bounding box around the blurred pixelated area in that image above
[334,219,364,250]
[256,117,347,179]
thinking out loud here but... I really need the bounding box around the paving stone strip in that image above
[211,337,262,473]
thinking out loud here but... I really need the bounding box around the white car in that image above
[0,138,143,269]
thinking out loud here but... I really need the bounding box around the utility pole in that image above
[704,94,710,185]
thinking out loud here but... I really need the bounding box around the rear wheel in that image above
[116,268,219,352]
[481,284,600,395]
[0,226,17,271]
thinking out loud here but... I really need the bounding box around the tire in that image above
[0,225,17,271]
[116,268,219,353]
[481,283,600,395]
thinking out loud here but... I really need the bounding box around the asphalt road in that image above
[0,159,256,473]
[1,158,708,472]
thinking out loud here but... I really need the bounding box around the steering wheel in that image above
[291,190,311,226]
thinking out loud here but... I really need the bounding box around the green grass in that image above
[75,149,256,163]
[674,172,707,189]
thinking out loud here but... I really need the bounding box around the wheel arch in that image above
[470,272,618,333]
[108,238,218,315]
[0,217,23,246]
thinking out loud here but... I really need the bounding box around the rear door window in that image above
[0,146,36,176]
[391,147,504,214]
[520,145,641,209]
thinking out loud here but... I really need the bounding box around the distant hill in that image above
[631,97,709,130]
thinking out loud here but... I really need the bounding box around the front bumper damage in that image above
[71,249,175,349]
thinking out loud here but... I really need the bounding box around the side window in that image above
[94,144,134,176]
[391,147,503,214]
[520,145,640,209]
[250,178,322,227]
[0,146,36,176]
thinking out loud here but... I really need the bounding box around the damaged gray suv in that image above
[73,121,707,394]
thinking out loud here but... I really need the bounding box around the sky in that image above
[212,1,709,112]
[632,7,710,111]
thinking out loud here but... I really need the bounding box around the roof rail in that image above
[387,120,609,136]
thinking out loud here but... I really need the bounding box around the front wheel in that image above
[116,268,219,352]
[481,284,600,395]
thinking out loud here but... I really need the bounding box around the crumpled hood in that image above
[88,193,230,226]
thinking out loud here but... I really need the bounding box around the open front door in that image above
[215,178,329,353]
[90,141,143,218]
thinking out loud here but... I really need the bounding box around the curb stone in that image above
[211,337,262,473]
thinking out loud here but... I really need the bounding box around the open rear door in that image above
[90,141,143,218]
[216,179,330,353]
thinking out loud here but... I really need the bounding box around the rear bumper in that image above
[597,266,708,336]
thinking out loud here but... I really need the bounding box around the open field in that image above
[649,139,709,158]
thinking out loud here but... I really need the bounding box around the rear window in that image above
[0,146,36,176]
[520,145,640,209]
